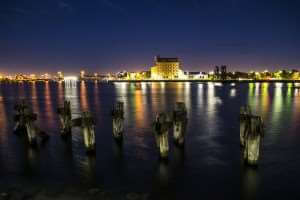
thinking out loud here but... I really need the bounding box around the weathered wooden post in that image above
[24,113,38,146]
[57,100,72,136]
[173,102,188,147]
[111,102,124,142]
[73,112,96,153]
[14,101,48,146]
[153,113,171,160]
[243,115,264,166]
[14,100,28,134]
[240,106,251,147]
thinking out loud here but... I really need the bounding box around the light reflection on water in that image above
[0,82,299,198]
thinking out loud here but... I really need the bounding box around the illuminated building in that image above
[150,56,181,80]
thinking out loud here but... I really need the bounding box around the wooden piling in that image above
[240,107,264,166]
[240,105,252,147]
[173,102,188,147]
[112,102,124,142]
[153,113,171,160]
[57,100,72,136]
[73,112,96,153]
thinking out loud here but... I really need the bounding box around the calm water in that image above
[0,81,300,199]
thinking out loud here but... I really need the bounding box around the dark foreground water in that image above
[0,81,300,199]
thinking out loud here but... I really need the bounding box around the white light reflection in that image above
[270,83,283,143]
[160,82,165,93]
[141,82,147,94]
[255,83,260,96]
[184,82,191,112]
[114,82,129,119]
[275,82,283,88]
[214,82,222,87]
[197,84,204,108]
[114,82,128,97]
[207,82,222,122]
[64,79,80,118]
[230,89,236,97]
[295,83,300,87]
[64,76,78,88]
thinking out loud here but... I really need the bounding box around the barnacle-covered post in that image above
[243,115,264,166]
[111,102,124,142]
[73,112,96,153]
[57,100,72,136]
[240,106,251,147]
[153,113,171,160]
[173,102,188,147]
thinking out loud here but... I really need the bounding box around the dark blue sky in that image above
[1,0,300,74]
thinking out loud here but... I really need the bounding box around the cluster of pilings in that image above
[240,106,264,167]
[153,102,188,160]
[57,100,96,153]
[14,100,49,146]
[14,100,265,166]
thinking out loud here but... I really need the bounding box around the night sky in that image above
[1,0,300,74]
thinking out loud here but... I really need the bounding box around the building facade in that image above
[150,56,181,79]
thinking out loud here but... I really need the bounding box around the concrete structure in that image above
[111,102,124,142]
[153,113,171,159]
[57,100,72,136]
[151,56,181,80]
[173,102,188,146]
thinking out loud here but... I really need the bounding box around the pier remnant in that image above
[24,113,38,146]
[57,100,72,136]
[153,113,171,160]
[240,107,264,166]
[14,100,48,146]
[240,106,252,147]
[173,102,188,147]
[73,112,96,153]
[111,102,124,141]
[14,100,28,134]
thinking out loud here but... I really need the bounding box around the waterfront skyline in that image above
[1,0,300,74]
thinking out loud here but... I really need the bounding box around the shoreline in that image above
[1,79,300,84]
[0,183,149,200]
[108,79,300,83]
